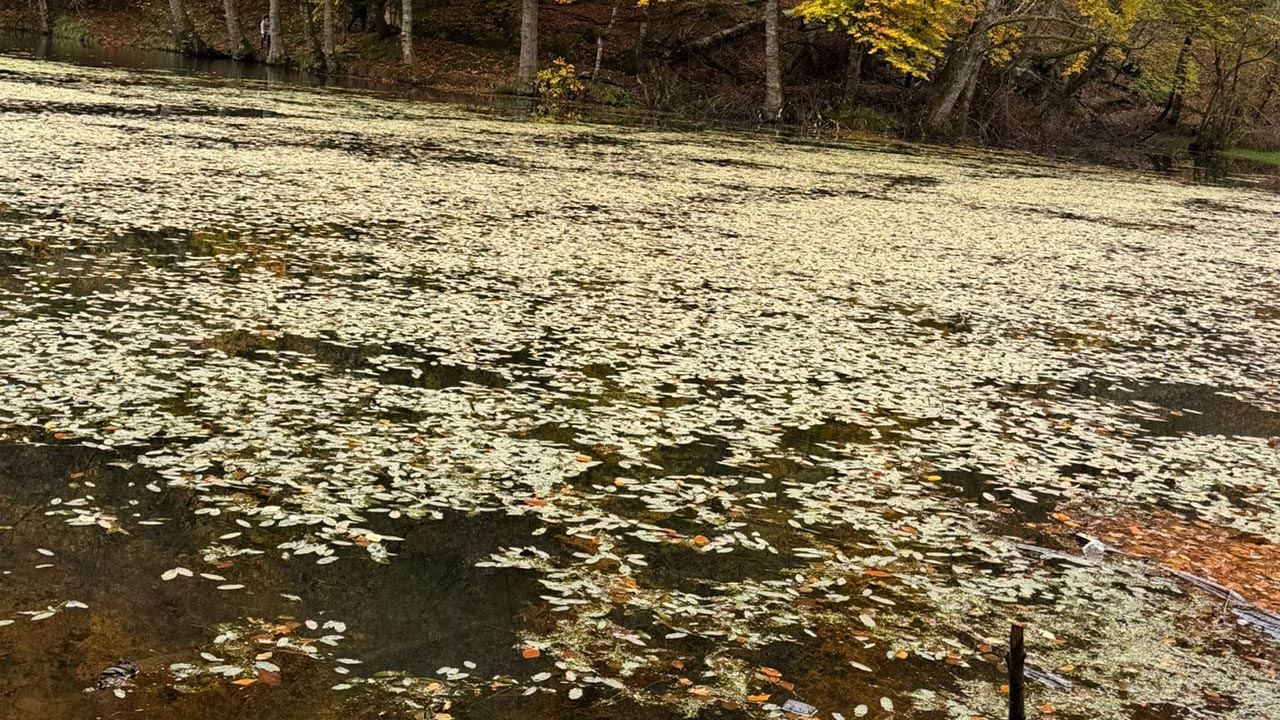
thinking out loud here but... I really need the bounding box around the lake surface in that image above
[1,43,1279,720]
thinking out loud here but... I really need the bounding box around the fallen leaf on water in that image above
[521,647,540,659]
[231,678,256,686]
[748,693,770,703]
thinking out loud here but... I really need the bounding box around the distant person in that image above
[347,0,368,32]
[259,15,270,51]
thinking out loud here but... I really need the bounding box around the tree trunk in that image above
[1052,43,1108,109]
[401,0,414,67]
[323,0,335,68]
[223,0,252,58]
[591,1,618,78]
[925,0,1005,134]
[1008,624,1026,720]
[267,0,285,63]
[635,1,649,69]
[370,0,389,36]
[763,0,782,119]
[35,0,51,35]
[842,38,864,103]
[167,0,207,55]
[301,0,325,71]
[517,0,538,94]
[1155,33,1193,128]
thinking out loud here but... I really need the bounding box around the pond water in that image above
[1,42,1279,720]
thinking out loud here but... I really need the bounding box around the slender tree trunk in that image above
[301,0,325,71]
[323,0,335,68]
[267,0,285,64]
[1053,43,1108,109]
[763,0,782,119]
[401,0,414,67]
[925,0,1005,134]
[1008,624,1026,720]
[35,0,51,35]
[223,0,251,58]
[167,0,206,55]
[842,38,864,104]
[516,0,538,94]
[635,1,649,69]
[591,1,618,78]
[1156,33,1193,127]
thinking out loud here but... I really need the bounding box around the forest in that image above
[6,0,1279,163]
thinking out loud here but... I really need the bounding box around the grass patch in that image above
[1222,148,1280,167]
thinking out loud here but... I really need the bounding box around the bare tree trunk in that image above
[267,0,285,64]
[223,0,252,58]
[517,0,538,93]
[925,0,1005,134]
[763,0,782,119]
[167,0,207,55]
[35,0,51,35]
[591,1,618,78]
[323,0,335,67]
[401,0,414,67]
[301,0,325,71]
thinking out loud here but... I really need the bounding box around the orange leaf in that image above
[748,694,771,703]
[899,525,919,536]
[758,667,781,679]
[895,650,909,659]
[865,569,893,578]
[692,535,710,546]
[574,454,592,463]
[1040,704,1056,715]
[521,647,541,659]
[231,678,257,686]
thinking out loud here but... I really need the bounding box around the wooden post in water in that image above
[1008,623,1026,720]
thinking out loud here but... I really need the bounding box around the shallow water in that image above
[0,46,1279,720]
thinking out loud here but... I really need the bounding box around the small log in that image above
[1008,623,1026,720]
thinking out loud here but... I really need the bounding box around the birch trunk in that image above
[323,0,335,68]
[763,0,782,119]
[401,0,414,67]
[591,2,618,78]
[516,0,538,94]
